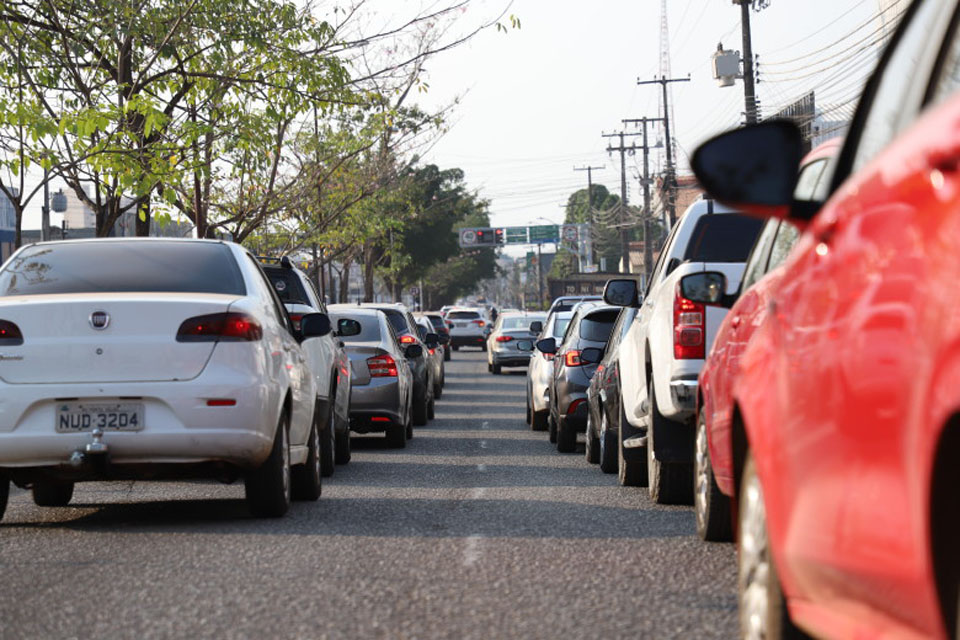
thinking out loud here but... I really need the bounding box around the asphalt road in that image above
[0,350,737,639]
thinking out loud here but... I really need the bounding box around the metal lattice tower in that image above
[658,0,677,169]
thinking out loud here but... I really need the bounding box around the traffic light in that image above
[495,228,504,245]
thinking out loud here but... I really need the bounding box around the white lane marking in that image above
[463,535,483,567]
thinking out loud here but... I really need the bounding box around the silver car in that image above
[415,315,446,400]
[486,311,546,374]
[327,308,418,448]
[524,309,573,431]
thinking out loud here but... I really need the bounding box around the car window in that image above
[740,219,780,293]
[381,310,409,335]
[0,242,246,296]
[579,310,619,342]
[929,8,960,105]
[263,267,311,305]
[793,159,829,201]
[448,311,480,320]
[247,255,293,334]
[646,214,683,295]
[767,221,801,271]
[605,309,629,354]
[501,316,539,330]
[330,313,381,342]
[682,214,765,263]
[849,0,945,173]
[553,317,571,338]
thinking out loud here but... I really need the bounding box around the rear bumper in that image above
[557,399,589,433]
[669,377,698,413]
[349,378,403,424]
[451,335,485,347]
[492,351,532,367]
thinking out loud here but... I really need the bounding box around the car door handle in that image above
[730,315,741,329]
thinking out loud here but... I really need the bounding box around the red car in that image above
[694,139,839,543]
[687,1,960,637]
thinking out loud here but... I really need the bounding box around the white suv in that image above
[445,307,488,351]
[605,197,764,503]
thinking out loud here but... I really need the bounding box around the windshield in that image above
[683,214,765,263]
[501,316,542,330]
[448,311,481,320]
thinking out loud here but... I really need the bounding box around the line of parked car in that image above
[516,3,960,636]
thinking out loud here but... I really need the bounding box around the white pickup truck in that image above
[605,197,764,504]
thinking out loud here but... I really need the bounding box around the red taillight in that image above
[674,285,705,359]
[0,319,23,345]
[429,348,436,355]
[597,364,605,374]
[206,399,237,407]
[564,350,583,367]
[288,313,303,331]
[472,319,485,327]
[177,313,263,342]
[567,398,586,416]
[367,354,398,377]
[399,334,417,344]
[496,335,514,342]
[371,416,391,423]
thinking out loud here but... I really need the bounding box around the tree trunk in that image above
[363,243,375,302]
[340,261,351,303]
[135,200,151,236]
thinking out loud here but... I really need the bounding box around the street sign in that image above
[561,224,578,243]
[459,227,498,248]
[528,225,559,243]
[504,227,528,245]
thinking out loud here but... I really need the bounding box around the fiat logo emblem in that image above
[89,311,110,330]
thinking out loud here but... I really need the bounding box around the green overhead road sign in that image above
[528,225,559,243]
[504,227,528,244]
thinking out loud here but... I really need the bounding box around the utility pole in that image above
[573,164,604,272]
[735,0,760,124]
[623,117,664,285]
[602,131,641,274]
[637,75,690,227]
[536,242,544,309]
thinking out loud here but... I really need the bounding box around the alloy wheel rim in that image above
[739,467,770,640]
[695,419,709,529]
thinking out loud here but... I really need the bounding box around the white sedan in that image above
[0,238,331,519]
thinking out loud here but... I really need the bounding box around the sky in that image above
[415,0,886,253]
[15,0,889,241]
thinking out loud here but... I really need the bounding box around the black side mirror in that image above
[404,343,423,359]
[603,279,638,307]
[529,321,543,335]
[580,347,604,365]
[536,337,557,355]
[438,333,450,345]
[424,332,440,349]
[337,318,361,337]
[691,120,807,220]
[300,313,332,339]
[516,340,534,352]
[680,272,737,309]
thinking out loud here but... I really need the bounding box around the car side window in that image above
[303,274,325,312]
[605,310,627,353]
[928,7,960,105]
[793,159,828,202]
[766,221,801,272]
[850,0,946,173]
[740,220,780,293]
[644,216,683,297]
[246,255,293,335]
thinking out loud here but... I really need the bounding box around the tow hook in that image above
[69,426,110,468]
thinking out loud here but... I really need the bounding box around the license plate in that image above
[56,402,144,433]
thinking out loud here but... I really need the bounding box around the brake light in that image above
[367,354,398,377]
[496,335,514,342]
[399,334,417,344]
[206,399,237,407]
[564,350,583,367]
[674,284,705,359]
[177,313,262,342]
[0,320,23,345]
[288,313,303,331]
[429,348,436,355]
[567,398,585,416]
[371,416,390,423]
[472,319,485,327]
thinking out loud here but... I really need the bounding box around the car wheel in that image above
[647,378,693,504]
[387,415,408,448]
[245,412,291,518]
[531,409,548,432]
[618,402,647,487]
[413,386,429,426]
[334,422,351,465]
[548,412,558,444]
[599,410,618,474]
[291,416,322,501]
[556,415,576,453]
[0,474,7,522]
[525,389,532,425]
[427,394,436,420]
[585,411,599,464]
[739,453,805,639]
[695,410,733,542]
[434,380,443,400]
[32,480,74,507]
[487,362,493,373]
[319,404,335,478]
[444,347,451,361]
[481,343,487,352]
[492,363,502,375]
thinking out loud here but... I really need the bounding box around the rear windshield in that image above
[502,316,541,330]
[381,310,410,335]
[425,315,445,329]
[579,310,619,342]
[683,214,765,263]
[329,312,382,342]
[448,311,480,320]
[0,242,245,296]
[262,267,310,305]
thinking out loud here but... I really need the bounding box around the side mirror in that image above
[691,120,807,221]
[516,340,534,352]
[300,313,332,339]
[680,272,737,308]
[337,318,361,337]
[529,321,543,335]
[404,343,424,359]
[603,279,638,307]
[580,347,604,365]
[438,333,450,345]
[424,332,440,349]
[535,337,557,355]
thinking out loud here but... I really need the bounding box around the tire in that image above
[387,417,408,448]
[413,386,429,426]
[492,363,502,375]
[487,362,493,373]
[525,390,532,425]
[245,413,292,518]
[444,347,451,361]
[334,424,351,465]
[427,395,435,420]
[32,480,74,507]
[548,413,558,444]
[0,474,7,522]
[738,453,808,639]
[452,345,459,351]
[618,403,647,487]
[599,410,619,474]
[695,410,733,542]
[434,380,443,400]
[481,343,487,352]
[291,417,322,501]
[556,415,576,453]
[646,378,694,504]
[531,410,548,432]
[319,403,335,478]
[585,411,599,464]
